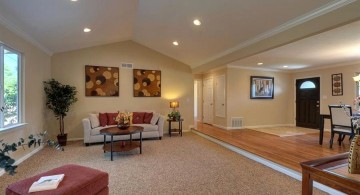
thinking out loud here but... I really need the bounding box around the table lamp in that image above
[170,101,179,111]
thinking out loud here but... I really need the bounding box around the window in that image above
[300,81,316,89]
[0,44,21,129]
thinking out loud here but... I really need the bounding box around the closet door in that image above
[215,75,225,117]
[203,77,213,124]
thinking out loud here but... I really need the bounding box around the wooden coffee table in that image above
[100,126,144,161]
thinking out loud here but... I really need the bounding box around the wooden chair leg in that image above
[338,134,343,146]
[330,132,334,149]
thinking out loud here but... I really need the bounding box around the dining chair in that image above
[328,105,356,149]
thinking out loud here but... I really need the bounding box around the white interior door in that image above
[215,75,225,117]
[203,77,213,124]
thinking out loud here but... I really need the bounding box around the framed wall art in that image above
[331,73,343,96]
[250,76,274,99]
[133,69,161,97]
[85,65,119,96]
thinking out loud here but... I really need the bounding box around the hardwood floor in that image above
[193,123,350,172]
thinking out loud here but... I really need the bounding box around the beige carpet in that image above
[0,132,325,194]
[249,126,319,137]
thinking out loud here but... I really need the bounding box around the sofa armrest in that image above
[157,115,165,137]
[82,118,92,144]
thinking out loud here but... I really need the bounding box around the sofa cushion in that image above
[99,113,108,127]
[150,113,160,125]
[133,112,145,124]
[134,124,159,132]
[107,112,118,125]
[89,113,100,128]
[143,112,153,124]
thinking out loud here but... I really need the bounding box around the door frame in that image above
[293,75,322,126]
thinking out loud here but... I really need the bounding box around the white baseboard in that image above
[67,138,84,141]
[0,145,44,176]
[192,130,345,195]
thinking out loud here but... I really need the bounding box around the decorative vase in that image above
[348,135,360,174]
[117,123,130,130]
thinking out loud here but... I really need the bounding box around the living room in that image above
[1,0,360,194]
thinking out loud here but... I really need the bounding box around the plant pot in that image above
[57,133,67,146]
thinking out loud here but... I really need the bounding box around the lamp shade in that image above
[170,101,179,108]
[353,75,360,82]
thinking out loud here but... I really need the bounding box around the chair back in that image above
[328,105,353,127]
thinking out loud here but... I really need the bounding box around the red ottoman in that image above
[6,164,109,195]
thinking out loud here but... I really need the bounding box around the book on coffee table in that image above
[28,174,65,193]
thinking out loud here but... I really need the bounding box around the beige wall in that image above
[226,68,293,128]
[0,23,51,161]
[201,67,293,129]
[50,41,194,140]
[292,63,360,130]
[200,62,360,130]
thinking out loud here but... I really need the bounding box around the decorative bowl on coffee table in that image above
[117,123,130,130]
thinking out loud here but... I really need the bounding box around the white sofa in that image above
[82,112,164,146]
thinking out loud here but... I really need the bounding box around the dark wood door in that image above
[296,77,320,129]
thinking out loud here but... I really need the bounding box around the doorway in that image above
[296,77,320,129]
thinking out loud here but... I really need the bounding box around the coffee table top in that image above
[100,126,144,135]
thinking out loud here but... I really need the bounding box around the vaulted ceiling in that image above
[0,0,359,73]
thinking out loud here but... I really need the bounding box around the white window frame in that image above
[0,43,23,130]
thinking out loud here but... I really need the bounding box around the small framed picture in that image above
[331,73,343,96]
[250,76,274,99]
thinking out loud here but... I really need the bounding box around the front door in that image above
[296,77,320,129]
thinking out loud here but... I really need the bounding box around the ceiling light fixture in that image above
[257,62,263,65]
[83,28,91,32]
[193,19,201,26]
[283,65,288,68]
[173,41,179,46]
[71,0,78,1]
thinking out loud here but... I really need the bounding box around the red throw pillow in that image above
[107,112,118,125]
[132,112,145,124]
[143,112,153,124]
[99,113,108,127]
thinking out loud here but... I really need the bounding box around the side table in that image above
[167,118,183,137]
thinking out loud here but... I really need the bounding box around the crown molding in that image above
[194,0,356,68]
[227,65,283,72]
[0,12,53,56]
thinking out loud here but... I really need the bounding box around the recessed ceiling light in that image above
[257,62,263,65]
[71,0,78,1]
[193,19,201,26]
[283,65,288,68]
[173,41,179,46]
[83,28,91,32]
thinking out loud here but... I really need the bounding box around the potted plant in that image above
[0,131,63,175]
[44,79,77,146]
[168,110,181,121]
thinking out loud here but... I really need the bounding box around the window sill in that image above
[0,123,28,133]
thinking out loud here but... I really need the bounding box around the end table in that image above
[167,118,183,137]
